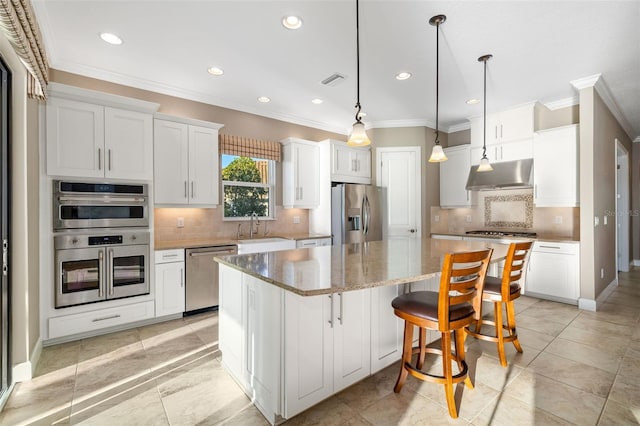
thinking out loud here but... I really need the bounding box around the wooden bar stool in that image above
[392,249,493,419]
[464,241,533,367]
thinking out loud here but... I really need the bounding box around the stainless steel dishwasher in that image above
[185,245,237,313]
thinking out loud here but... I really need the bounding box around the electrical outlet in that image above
[594,216,599,227]
[177,217,184,228]
[465,215,472,223]
[434,215,440,223]
[604,216,608,225]
[554,216,563,224]
[600,268,604,279]
[293,216,300,224]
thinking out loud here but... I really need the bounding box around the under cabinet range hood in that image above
[465,158,533,191]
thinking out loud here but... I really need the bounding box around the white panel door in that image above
[284,292,333,418]
[333,289,371,392]
[370,284,402,373]
[104,107,153,180]
[154,262,185,317]
[376,147,420,238]
[154,120,189,204]
[188,125,219,205]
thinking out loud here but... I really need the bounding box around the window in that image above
[222,155,275,219]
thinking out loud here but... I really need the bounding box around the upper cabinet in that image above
[282,138,320,209]
[440,145,473,208]
[330,140,371,184]
[154,115,223,206]
[533,124,579,207]
[470,102,540,165]
[46,83,158,180]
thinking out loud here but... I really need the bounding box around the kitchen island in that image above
[215,238,509,424]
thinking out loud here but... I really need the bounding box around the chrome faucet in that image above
[250,212,260,238]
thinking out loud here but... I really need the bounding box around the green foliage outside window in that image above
[222,156,269,218]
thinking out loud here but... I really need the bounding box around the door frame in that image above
[615,139,630,273]
[375,146,422,238]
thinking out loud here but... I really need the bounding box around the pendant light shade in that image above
[477,54,493,172]
[428,14,447,163]
[347,0,371,147]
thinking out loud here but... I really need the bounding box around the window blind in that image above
[219,134,281,162]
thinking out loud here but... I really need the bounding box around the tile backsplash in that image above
[431,189,579,239]
[154,207,309,243]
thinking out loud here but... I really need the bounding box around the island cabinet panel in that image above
[218,265,248,392]
[370,284,403,373]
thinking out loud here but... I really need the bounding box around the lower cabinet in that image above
[296,237,332,248]
[284,289,371,418]
[154,249,185,317]
[525,241,580,303]
[370,284,403,373]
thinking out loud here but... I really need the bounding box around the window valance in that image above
[219,134,281,162]
[0,0,49,99]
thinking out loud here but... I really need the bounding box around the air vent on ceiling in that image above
[321,73,346,86]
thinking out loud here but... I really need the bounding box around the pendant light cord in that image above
[435,19,440,145]
[482,57,487,159]
[354,0,362,123]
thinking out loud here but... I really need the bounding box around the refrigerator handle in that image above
[363,195,370,235]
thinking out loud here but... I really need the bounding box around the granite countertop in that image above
[431,232,580,244]
[215,238,509,297]
[154,234,332,250]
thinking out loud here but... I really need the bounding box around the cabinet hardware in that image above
[500,124,503,138]
[162,253,179,259]
[538,245,561,249]
[98,148,102,170]
[108,249,114,296]
[495,125,498,140]
[328,294,333,328]
[180,268,184,287]
[92,314,121,322]
[108,149,112,170]
[184,181,187,198]
[98,251,104,298]
[338,293,343,325]
[191,181,194,198]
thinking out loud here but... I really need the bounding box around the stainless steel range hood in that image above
[465,158,533,191]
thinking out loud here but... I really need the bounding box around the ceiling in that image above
[33,1,640,140]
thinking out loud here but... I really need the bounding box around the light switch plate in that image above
[177,217,184,228]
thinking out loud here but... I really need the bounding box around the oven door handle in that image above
[98,250,105,298]
[57,196,146,203]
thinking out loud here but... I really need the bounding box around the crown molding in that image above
[51,61,349,136]
[48,82,160,113]
[370,118,434,130]
[447,122,471,133]
[544,96,579,111]
[571,73,636,141]
[634,136,640,143]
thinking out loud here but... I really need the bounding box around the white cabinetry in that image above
[533,124,579,207]
[282,138,320,208]
[330,140,371,184]
[370,284,403,373]
[470,103,539,165]
[526,241,580,303]
[284,289,371,418]
[296,237,332,248]
[47,97,154,179]
[154,249,185,317]
[154,115,223,206]
[440,145,472,207]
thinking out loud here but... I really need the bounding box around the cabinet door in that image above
[533,125,578,207]
[333,289,371,392]
[219,265,247,390]
[188,125,219,205]
[104,108,153,180]
[284,291,333,418]
[440,145,471,207]
[46,98,104,177]
[353,149,372,181]
[498,139,533,162]
[526,250,578,301]
[499,105,534,142]
[294,143,319,208]
[154,120,190,204]
[370,284,402,373]
[154,262,185,317]
[331,143,353,177]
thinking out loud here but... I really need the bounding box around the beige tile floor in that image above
[1,268,639,425]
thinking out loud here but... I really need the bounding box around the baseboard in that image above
[12,338,43,383]
[579,277,618,312]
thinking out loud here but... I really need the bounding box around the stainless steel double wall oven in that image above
[53,180,150,309]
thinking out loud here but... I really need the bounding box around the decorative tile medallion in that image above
[484,193,533,228]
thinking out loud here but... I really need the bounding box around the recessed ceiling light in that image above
[257,96,271,103]
[100,32,123,45]
[466,98,480,105]
[282,15,303,30]
[396,72,412,80]
[311,98,323,104]
[207,67,224,76]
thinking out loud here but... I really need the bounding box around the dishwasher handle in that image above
[188,247,237,257]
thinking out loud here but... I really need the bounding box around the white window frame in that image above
[221,157,276,220]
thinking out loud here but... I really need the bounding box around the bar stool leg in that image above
[506,300,523,353]
[454,329,473,389]
[495,301,507,367]
[417,328,427,369]
[441,331,458,418]
[394,321,413,393]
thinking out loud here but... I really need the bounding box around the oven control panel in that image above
[89,235,123,246]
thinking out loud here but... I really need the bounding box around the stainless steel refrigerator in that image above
[331,184,383,245]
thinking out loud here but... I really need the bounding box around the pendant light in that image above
[477,54,493,172]
[428,14,447,163]
[347,0,371,147]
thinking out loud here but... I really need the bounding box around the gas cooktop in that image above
[466,230,537,238]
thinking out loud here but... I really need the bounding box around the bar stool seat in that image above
[392,249,493,419]
[464,241,533,367]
